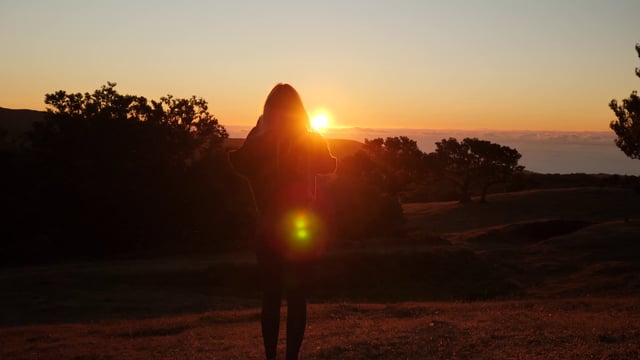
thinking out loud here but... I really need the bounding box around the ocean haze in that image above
[226,125,640,176]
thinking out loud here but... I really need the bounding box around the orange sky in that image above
[1,1,639,131]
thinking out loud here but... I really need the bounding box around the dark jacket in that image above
[229,126,336,217]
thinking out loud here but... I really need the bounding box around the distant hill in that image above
[0,107,45,141]
[223,137,363,161]
[0,108,365,159]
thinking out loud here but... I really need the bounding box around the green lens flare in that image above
[281,209,324,256]
[295,218,306,229]
[296,229,309,242]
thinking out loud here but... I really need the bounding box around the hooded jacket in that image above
[229,116,336,217]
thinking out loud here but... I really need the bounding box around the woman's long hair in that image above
[258,84,315,203]
[261,83,310,136]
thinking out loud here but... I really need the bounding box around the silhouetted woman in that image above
[229,84,336,360]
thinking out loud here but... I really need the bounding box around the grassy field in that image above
[3,298,639,359]
[2,187,640,359]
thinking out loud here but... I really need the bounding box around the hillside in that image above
[2,187,640,359]
[2,188,638,321]
[0,107,45,140]
[404,187,640,299]
[404,187,640,235]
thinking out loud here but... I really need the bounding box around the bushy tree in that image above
[434,137,524,202]
[609,44,640,159]
[37,82,226,153]
[4,83,249,264]
[321,136,421,244]
[357,136,425,195]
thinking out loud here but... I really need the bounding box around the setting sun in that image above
[310,113,329,131]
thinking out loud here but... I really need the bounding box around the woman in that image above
[229,84,336,360]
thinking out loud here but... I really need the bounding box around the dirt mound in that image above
[514,220,640,297]
[466,220,593,245]
[537,220,640,261]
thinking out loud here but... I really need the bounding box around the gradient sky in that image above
[1,0,639,130]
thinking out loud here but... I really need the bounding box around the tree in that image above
[12,83,242,262]
[322,136,422,243]
[359,136,425,195]
[434,137,524,202]
[609,43,640,159]
[38,82,227,152]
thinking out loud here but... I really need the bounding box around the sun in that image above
[310,113,329,131]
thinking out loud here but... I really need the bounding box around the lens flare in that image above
[280,209,326,260]
[296,229,309,241]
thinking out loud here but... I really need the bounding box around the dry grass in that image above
[3,187,640,359]
[2,299,639,359]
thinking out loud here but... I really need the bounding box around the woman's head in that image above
[262,83,310,134]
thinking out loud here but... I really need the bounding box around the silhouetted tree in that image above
[359,136,425,195]
[321,136,420,244]
[38,82,227,152]
[610,43,640,160]
[338,150,389,191]
[434,137,524,202]
[8,83,243,263]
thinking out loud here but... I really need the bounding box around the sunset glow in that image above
[0,1,639,131]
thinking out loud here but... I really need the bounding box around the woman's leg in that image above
[285,291,306,360]
[262,287,282,359]
[284,261,308,360]
[258,250,283,360]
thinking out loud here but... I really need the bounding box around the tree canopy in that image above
[37,82,227,152]
[434,137,524,202]
[358,136,425,194]
[1,83,257,265]
[610,44,640,159]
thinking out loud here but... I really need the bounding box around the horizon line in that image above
[225,124,615,134]
[0,106,614,133]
